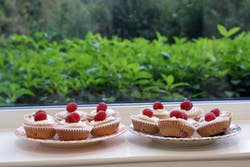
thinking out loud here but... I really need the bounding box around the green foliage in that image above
[217,24,241,38]
[0,31,250,106]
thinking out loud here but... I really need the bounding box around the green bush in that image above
[0,28,249,106]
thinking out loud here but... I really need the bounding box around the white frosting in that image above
[138,114,159,123]
[153,109,169,116]
[167,117,195,127]
[24,114,55,125]
[220,111,232,117]
[198,116,230,128]
[56,110,85,119]
[187,118,199,127]
[59,120,89,128]
[90,109,115,116]
[90,116,116,126]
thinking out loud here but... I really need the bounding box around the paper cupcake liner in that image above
[90,119,120,137]
[23,124,56,139]
[197,120,230,137]
[131,115,159,134]
[55,126,92,141]
[158,119,195,137]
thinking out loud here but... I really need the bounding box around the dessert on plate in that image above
[86,102,118,121]
[196,109,231,137]
[173,100,203,121]
[55,112,92,141]
[90,110,120,137]
[158,109,195,138]
[54,102,86,121]
[152,101,169,119]
[23,110,56,139]
[131,108,159,134]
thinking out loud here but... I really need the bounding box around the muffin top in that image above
[55,102,86,121]
[58,112,92,129]
[89,110,118,126]
[24,110,55,125]
[152,101,169,116]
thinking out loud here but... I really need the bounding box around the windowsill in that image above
[0,100,250,167]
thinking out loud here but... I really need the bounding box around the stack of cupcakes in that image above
[55,112,92,141]
[89,102,120,137]
[130,100,233,138]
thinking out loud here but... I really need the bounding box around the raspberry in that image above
[65,112,81,123]
[96,102,108,112]
[94,110,107,121]
[210,108,221,117]
[180,100,193,110]
[66,102,78,112]
[153,101,164,110]
[34,110,46,115]
[205,112,216,121]
[142,108,154,117]
[34,110,47,121]
[170,110,187,120]
[181,112,188,120]
[170,110,183,119]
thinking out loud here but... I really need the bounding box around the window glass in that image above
[0,0,249,106]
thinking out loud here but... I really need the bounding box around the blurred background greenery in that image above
[1,0,250,40]
[0,0,250,106]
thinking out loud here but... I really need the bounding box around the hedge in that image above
[0,29,249,105]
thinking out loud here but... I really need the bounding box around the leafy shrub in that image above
[0,28,249,106]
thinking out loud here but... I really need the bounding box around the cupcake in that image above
[131,108,159,134]
[23,110,56,139]
[86,102,118,121]
[158,110,195,138]
[54,102,86,121]
[152,101,169,119]
[196,111,231,137]
[55,112,92,141]
[90,110,120,137]
[175,100,203,121]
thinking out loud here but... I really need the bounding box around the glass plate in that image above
[15,124,127,147]
[129,123,241,146]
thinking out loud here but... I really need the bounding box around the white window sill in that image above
[0,100,250,167]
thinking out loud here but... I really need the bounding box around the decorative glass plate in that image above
[129,123,241,146]
[15,124,127,147]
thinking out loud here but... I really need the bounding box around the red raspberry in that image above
[142,108,154,117]
[170,110,183,119]
[181,112,188,120]
[94,110,107,121]
[34,110,47,121]
[210,108,221,117]
[180,100,193,110]
[35,110,46,115]
[66,102,78,112]
[153,101,164,110]
[205,112,216,121]
[96,102,108,112]
[65,112,81,123]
